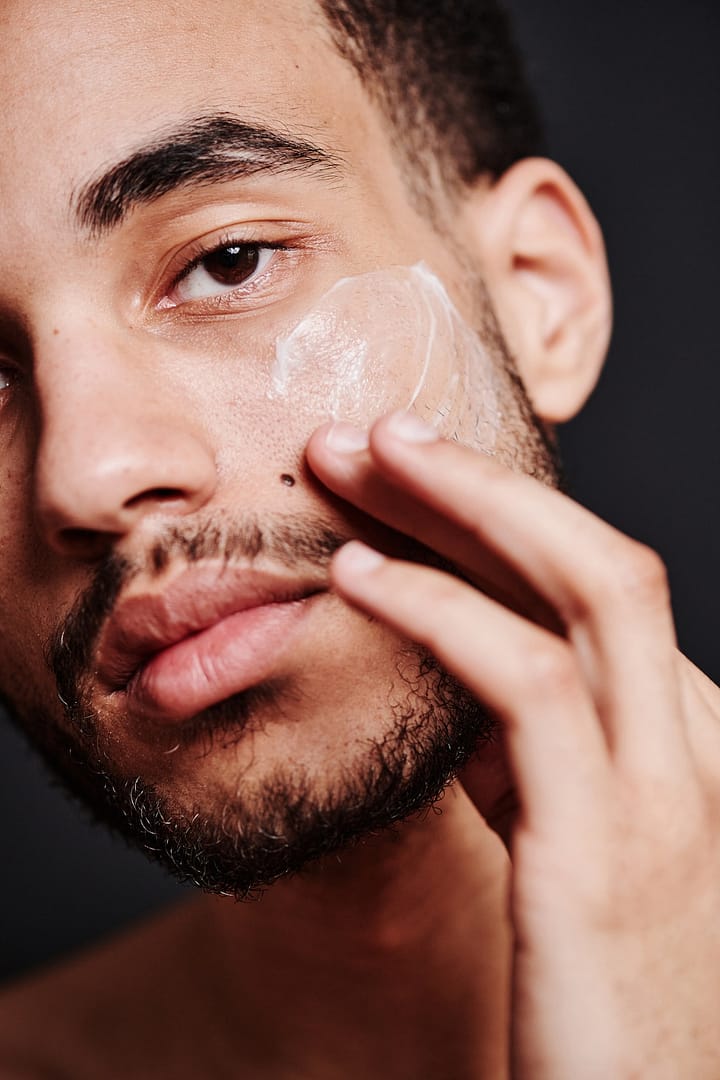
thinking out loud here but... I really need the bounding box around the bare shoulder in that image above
[0,896,212,1079]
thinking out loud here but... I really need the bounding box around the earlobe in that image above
[463,158,613,423]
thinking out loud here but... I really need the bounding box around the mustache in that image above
[48,513,349,721]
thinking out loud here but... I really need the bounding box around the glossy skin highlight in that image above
[271,262,501,448]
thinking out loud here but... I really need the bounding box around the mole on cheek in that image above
[280,474,296,487]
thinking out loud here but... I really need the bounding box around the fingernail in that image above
[335,540,385,574]
[386,411,440,444]
[325,422,369,453]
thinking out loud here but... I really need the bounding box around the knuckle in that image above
[570,541,669,620]
[419,576,464,628]
[518,641,578,697]
[612,541,669,606]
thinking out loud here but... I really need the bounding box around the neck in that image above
[194,784,511,1079]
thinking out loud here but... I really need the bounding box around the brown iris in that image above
[202,244,260,286]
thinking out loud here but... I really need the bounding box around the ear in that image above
[461,158,612,423]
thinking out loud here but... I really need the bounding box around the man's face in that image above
[0,0,552,892]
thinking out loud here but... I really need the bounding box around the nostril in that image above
[48,487,197,557]
[124,487,187,510]
[36,419,217,551]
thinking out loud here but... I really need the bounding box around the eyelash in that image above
[0,363,18,407]
[167,233,290,305]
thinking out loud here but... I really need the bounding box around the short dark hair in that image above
[319,0,544,195]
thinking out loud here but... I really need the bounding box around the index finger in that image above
[308,413,687,772]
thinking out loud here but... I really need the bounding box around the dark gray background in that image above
[1,1,718,984]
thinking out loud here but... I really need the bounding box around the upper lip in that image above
[95,563,326,693]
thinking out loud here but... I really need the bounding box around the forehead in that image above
[0,0,369,232]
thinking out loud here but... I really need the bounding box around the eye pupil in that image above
[203,245,260,286]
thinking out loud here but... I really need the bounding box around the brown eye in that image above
[202,244,260,286]
[173,243,274,303]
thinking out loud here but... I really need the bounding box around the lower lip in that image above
[122,597,314,723]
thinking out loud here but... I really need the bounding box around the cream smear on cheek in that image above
[270,263,501,450]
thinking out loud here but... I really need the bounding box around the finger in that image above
[307,423,563,633]
[332,540,609,834]
[309,414,686,772]
[677,654,720,789]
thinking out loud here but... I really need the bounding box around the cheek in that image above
[0,444,83,710]
[270,263,502,449]
[0,562,59,718]
[0,457,37,652]
[173,263,504,482]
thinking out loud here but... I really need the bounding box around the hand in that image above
[306,411,720,1080]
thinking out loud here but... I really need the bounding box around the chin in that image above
[30,648,495,899]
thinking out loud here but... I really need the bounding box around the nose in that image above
[34,329,217,558]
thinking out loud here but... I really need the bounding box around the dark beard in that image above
[27,512,496,899]
[12,316,562,900]
[57,654,493,899]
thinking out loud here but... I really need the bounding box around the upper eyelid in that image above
[155,240,296,315]
[164,218,310,271]
[156,218,334,296]
[149,235,289,314]
[149,222,335,315]
[172,237,284,288]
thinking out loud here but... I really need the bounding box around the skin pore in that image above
[0,1,613,1076]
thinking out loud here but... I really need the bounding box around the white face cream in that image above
[270,263,501,451]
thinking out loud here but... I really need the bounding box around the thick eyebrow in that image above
[72,113,343,237]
